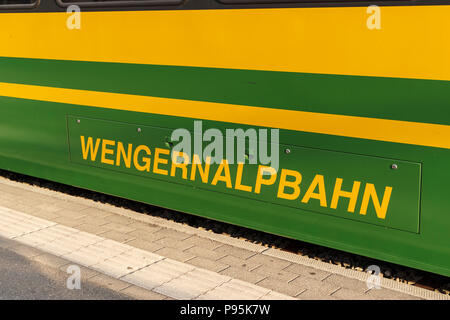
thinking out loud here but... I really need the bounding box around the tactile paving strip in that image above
[0,205,293,300]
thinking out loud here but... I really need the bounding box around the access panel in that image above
[67,116,421,233]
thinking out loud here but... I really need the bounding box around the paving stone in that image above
[365,288,421,300]
[104,214,135,225]
[120,285,167,300]
[35,203,64,213]
[182,235,223,251]
[59,263,100,279]
[185,246,227,261]
[12,202,41,212]
[256,277,305,297]
[76,216,110,227]
[260,291,297,300]
[246,254,291,271]
[42,198,71,206]
[220,266,266,284]
[29,210,61,220]
[54,209,88,219]
[214,244,256,260]
[95,239,134,255]
[56,201,90,212]
[154,237,195,251]
[10,244,43,258]
[52,216,85,228]
[297,289,338,300]
[127,229,165,243]
[0,199,20,209]
[186,256,229,273]
[122,259,195,291]
[197,279,270,300]
[23,194,53,202]
[154,247,196,263]
[30,252,71,269]
[284,263,332,281]
[76,223,111,235]
[15,225,77,249]
[154,268,229,300]
[17,197,46,206]
[331,288,374,300]
[90,248,162,278]
[7,202,30,211]
[77,207,112,218]
[0,191,13,200]
[14,206,60,220]
[89,274,131,291]
[126,239,164,253]
[6,208,33,222]
[126,222,162,233]
[1,189,23,197]
[252,265,298,282]
[0,226,21,239]
[0,184,22,194]
[217,255,261,270]
[101,230,136,243]
[37,238,83,257]
[102,222,137,234]
[0,210,26,224]
[289,276,341,295]
[153,228,192,241]
[324,274,370,293]
[0,221,38,239]
[60,237,124,263]
[10,201,44,213]
[62,249,109,268]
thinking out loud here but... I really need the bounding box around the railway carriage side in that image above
[0,0,449,277]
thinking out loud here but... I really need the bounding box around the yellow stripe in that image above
[0,81,448,149]
[1,6,450,81]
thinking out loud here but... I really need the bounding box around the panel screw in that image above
[137,128,142,133]
[76,119,80,124]
[285,148,291,154]
[391,164,398,170]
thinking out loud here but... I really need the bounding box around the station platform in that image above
[0,175,446,300]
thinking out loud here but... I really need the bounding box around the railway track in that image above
[1,168,448,296]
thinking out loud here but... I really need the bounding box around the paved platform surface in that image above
[0,236,147,299]
[0,176,445,300]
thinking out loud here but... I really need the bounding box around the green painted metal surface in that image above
[0,57,448,276]
[68,116,421,233]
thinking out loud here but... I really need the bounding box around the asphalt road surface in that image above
[0,237,130,300]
